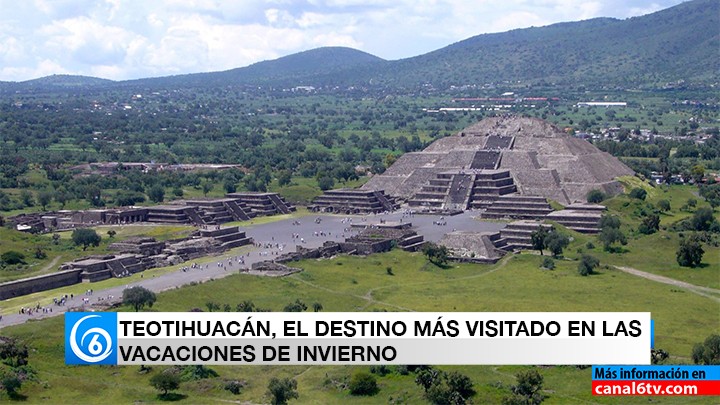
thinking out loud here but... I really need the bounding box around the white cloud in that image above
[0,0,689,81]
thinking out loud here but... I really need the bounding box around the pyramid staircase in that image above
[481,195,553,220]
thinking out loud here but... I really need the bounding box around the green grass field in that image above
[2,249,717,404]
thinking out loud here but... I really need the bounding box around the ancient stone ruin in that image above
[12,192,295,232]
[0,226,253,299]
[361,116,633,210]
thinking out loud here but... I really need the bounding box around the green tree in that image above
[0,337,29,368]
[37,189,52,210]
[317,176,335,191]
[236,300,256,312]
[223,179,237,194]
[676,235,704,267]
[530,226,548,255]
[0,373,22,397]
[422,242,449,266]
[657,199,671,212]
[150,372,180,396]
[267,377,299,405]
[691,207,715,231]
[349,372,379,396]
[19,190,34,207]
[71,228,101,250]
[107,229,117,239]
[123,286,157,312]
[638,214,660,235]
[599,227,626,252]
[544,232,569,257]
[202,181,213,197]
[503,368,545,405]
[699,183,720,208]
[312,302,323,312]
[147,185,165,203]
[578,254,600,276]
[691,334,720,365]
[283,299,307,312]
[628,187,647,200]
[691,164,705,184]
[599,214,621,230]
[277,170,292,187]
[0,337,30,398]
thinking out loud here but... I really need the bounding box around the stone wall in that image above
[0,269,83,300]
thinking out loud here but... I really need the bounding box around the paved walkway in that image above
[0,211,504,329]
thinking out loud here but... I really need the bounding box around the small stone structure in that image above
[310,189,399,214]
[492,220,553,252]
[439,231,506,264]
[225,192,296,216]
[545,203,605,233]
[480,195,553,220]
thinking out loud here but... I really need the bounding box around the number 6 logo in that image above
[70,315,113,363]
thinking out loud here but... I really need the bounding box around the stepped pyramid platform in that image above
[408,169,518,213]
[146,205,190,224]
[362,116,633,206]
[225,192,296,216]
[197,226,253,249]
[63,254,146,282]
[439,231,506,264]
[492,221,553,252]
[310,189,399,214]
[546,203,606,233]
[480,195,553,220]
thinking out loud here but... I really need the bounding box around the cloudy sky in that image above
[0,0,688,82]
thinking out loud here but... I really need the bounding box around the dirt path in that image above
[613,266,720,303]
[39,255,62,273]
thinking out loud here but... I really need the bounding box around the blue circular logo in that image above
[69,315,113,363]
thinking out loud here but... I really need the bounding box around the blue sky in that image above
[0,0,689,81]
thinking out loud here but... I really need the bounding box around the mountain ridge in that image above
[3,0,716,92]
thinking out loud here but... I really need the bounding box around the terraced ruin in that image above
[361,116,633,210]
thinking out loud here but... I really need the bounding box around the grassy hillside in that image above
[2,247,718,403]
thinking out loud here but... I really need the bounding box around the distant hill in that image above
[3,0,717,93]
[127,47,385,89]
[22,74,114,88]
[370,0,717,89]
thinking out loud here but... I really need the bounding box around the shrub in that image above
[71,228,101,250]
[545,232,569,257]
[676,235,704,267]
[691,334,720,365]
[586,189,605,203]
[578,254,600,276]
[541,257,555,270]
[150,372,180,396]
[629,187,647,200]
[691,207,716,232]
[224,380,245,395]
[349,372,379,396]
[267,377,299,405]
[638,214,660,235]
[1,251,26,265]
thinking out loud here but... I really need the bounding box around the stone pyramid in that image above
[361,116,633,206]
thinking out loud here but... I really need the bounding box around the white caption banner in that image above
[110,312,651,365]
